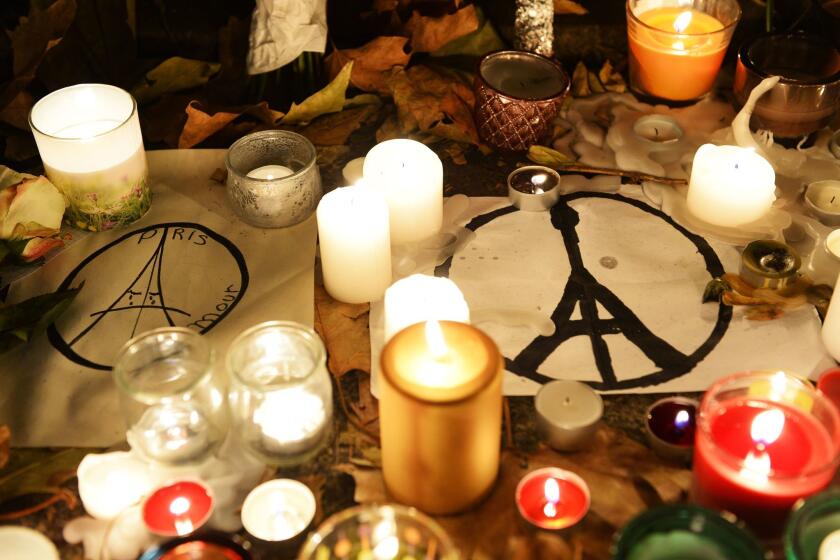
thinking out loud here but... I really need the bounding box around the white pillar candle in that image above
[686,144,776,227]
[241,479,316,542]
[384,274,470,341]
[362,139,443,244]
[823,273,840,362]
[246,165,294,180]
[0,527,59,560]
[77,452,154,520]
[342,157,366,185]
[317,185,392,303]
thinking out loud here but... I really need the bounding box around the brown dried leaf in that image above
[325,37,412,94]
[177,100,283,149]
[745,305,785,321]
[0,91,33,131]
[313,283,371,377]
[405,4,480,53]
[571,61,591,97]
[554,0,589,15]
[316,145,351,167]
[443,142,468,165]
[0,426,9,470]
[721,273,756,297]
[376,113,402,143]
[599,60,627,93]
[299,105,379,146]
[8,0,76,78]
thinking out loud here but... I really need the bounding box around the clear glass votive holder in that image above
[227,321,332,466]
[113,328,228,465]
[611,504,765,559]
[29,83,151,232]
[225,130,322,228]
[693,371,840,538]
[626,0,741,102]
[298,504,460,560]
[785,488,840,560]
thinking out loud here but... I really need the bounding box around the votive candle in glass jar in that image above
[113,328,228,465]
[693,370,840,538]
[227,321,333,466]
[29,83,151,231]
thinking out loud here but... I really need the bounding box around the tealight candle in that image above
[77,452,154,520]
[138,532,252,560]
[341,157,365,185]
[626,0,741,101]
[241,479,316,542]
[784,489,840,560]
[142,480,214,537]
[644,397,697,462]
[515,467,590,531]
[380,320,503,514]
[507,166,562,212]
[805,181,840,226]
[0,527,60,560]
[534,380,603,452]
[316,185,391,303]
[822,531,840,560]
[686,144,776,227]
[632,115,684,144]
[362,139,443,245]
[246,164,294,180]
[693,371,840,537]
[383,274,470,341]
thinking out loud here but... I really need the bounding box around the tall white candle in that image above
[317,185,392,303]
[77,452,154,520]
[362,139,443,244]
[823,273,840,362]
[384,274,470,341]
[686,144,776,227]
[246,165,294,180]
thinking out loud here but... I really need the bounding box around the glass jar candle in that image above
[113,328,227,465]
[693,371,840,538]
[227,321,332,466]
[29,83,151,231]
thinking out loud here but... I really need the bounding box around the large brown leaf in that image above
[313,283,371,378]
[177,100,283,149]
[405,4,479,53]
[325,37,412,95]
[299,105,379,146]
[0,426,8,470]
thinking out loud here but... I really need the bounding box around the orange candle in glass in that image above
[627,0,741,101]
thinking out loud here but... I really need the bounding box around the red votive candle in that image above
[142,480,214,537]
[515,467,590,530]
[818,367,840,412]
[694,371,840,537]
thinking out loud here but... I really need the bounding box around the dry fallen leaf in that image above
[0,426,9,470]
[405,4,480,53]
[554,0,589,15]
[132,57,221,105]
[528,144,575,167]
[325,37,412,94]
[177,100,283,149]
[299,105,379,146]
[315,145,351,167]
[313,283,371,377]
[431,12,506,57]
[599,60,627,93]
[0,90,33,131]
[376,112,402,143]
[282,61,354,125]
[571,61,592,97]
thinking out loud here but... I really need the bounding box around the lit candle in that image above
[241,479,316,542]
[383,274,470,341]
[818,368,840,411]
[686,144,776,227]
[0,527,60,560]
[380,320,503,514]
[142,481,214,537]
[693,371,840,537]
[805,181,840,226]
[626,1,740,101]
[341,157,365,185]
[77,452,154,520]
[246,164,294,180]
[362,139,443,245]
[29,84,150,231]
[507,166,562,212]
[534,380,603,452]
[645,397,698,462]
[252,388,329,456]
[515,468,590,530]
[316,185,392,303]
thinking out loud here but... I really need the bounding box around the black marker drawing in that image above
[48,222,249,371]
[436,192,731,390]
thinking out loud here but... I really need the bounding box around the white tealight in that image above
[820,529,840,560]
[384,274,470,341]
[535,380,603,451]
[77,452,154,520]
[247,164,294,180]
[241,479,316,542]
[805,180,840,227]
[0,527,59,560]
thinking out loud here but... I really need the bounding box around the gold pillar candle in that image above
[380,320,503,515]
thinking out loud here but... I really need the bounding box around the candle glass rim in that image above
[141,479,215,537]
[644,396,698,448]
[138,531,252,560]
[241,478,316,542]
[515,467,591,529]
[611,504,765,559]
[739,33,840,87]
[113,327,213,400]
[476,49,570,102]
[697,370,840,480]
[298,503,459,560]
[28,83,138,141]
[784,487,840,560]
[226,320,326,390]
[225,129,317,183]
[625,0,742,37]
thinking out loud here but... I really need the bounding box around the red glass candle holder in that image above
[142,480,214,537]
[693,371,840,538]
[515,467,590,531]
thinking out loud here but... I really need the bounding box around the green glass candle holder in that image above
[612,504,765,560]
[785,489,840,560]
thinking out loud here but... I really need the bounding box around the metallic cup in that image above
[225,130,322,228]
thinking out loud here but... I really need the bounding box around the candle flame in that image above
[543,478,560,518]
[675,409,690,429]
[751,409,785,446]
[673,11,693,33]
[169,496,191,516]
[425,320,449,360]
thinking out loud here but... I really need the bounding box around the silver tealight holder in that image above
[225,130,322,228]
[507,165,562,211]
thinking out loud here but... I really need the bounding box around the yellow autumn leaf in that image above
[132,57,221,104]
[282,61,354,125]
[527,145,575,167]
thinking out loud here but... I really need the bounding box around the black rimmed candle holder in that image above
[644,397,697,463]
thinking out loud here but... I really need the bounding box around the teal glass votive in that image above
[612,504,765,560]
[785,489,840,560]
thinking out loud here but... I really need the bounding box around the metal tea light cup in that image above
[508,166,562,212]
[225,130,322,228]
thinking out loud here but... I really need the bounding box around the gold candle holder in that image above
[380,320,503,515]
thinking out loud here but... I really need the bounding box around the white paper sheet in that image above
[0,150,316,446]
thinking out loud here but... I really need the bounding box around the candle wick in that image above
[832,196,836,204]
[654,127,659,138]
[563,396,571,405]
[734,163,739,170]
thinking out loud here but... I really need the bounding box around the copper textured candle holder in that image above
[474,50,569,152]
[733,33,840,138]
